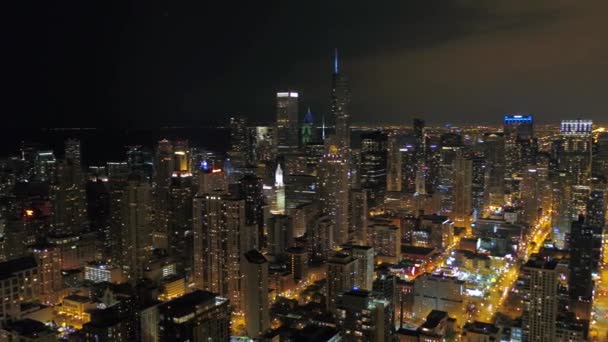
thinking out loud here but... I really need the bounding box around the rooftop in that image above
[420,310,447,330]
[244,249,267,264]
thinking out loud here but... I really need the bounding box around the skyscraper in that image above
[521,258,558,341]
[120,175,153,280]
[318,140,350,247]
[301,108,314,146]
[228,116,250,166]
[192,190,254,312]
[326,252,358,312]
[330,49,351,156]
[241,249,269,339]
[360,131,388,207]
[276,91,299,151]
[503,115,533,180]
[559,119,593,185]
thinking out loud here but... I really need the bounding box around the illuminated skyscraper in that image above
[559,119,593,185]
[482,132,505,209]
[192,189,254,312]
[386,132,402,192]
[301,108,314,146]
[503,115,533,179]
[452,156,473,227]
[228,116,250,166]
[318,140,350,247]
[120,175,153,280]
[360,131,387,206]
[330,49,351,156]
[52,139,87,235]
[521,258,558,341]
[276,91,299,151]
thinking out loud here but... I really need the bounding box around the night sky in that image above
[7,1,608,128]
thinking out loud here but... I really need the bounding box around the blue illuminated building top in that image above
[504,114,533,124]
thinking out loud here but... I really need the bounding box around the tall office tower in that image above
[360,131,388,207]
[400,142,417,193]
[30,244,61,305]
[126,145,154,181]
[587,190,606,269]
[424,138,442,194]
[86,177,111,257]
[107,162,130,263]
[559,119,593,185]
[593,131,608,180]
[154,140,174,250]
[192,194,253,312]
[386,132,402,192]
[341,245,374,290]
[270,164,285,214]
[276,91,299,152]
[521,168,542,225]
[413,118,425,155]
[167,174,194,270]
[471,157,485,216]
[568,217,594,307]
[198,163,228,194]
[172,140,191,176]
[330,49,351,157]
[503,115,533,179]
[336,289,392,342]
[241,249,269,339]
[326,252,358,312]
[267,215,293,256]
[252,126,277,162]
[318,140,350,247]
[452,156,472,228]
[521,258,558,341]
[482,132,505,209]
[438,133,463,215]
[52,139,87,234]
[228,116,250,167]
[34,150,56,182]
[350,189,368,245]
[120,175,153,280]
[286,246,308,281]
[155,139,175,186]
[158,290,230,341]
[239,174,265,249]
[301,108,314,146]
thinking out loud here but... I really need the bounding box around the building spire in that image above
[333,48,339,75]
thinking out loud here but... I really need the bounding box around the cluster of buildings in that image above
[0,51,606,342]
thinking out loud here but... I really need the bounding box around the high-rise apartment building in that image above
[326,252,358,312]
[521,258,558,341]
[241,249,269,339]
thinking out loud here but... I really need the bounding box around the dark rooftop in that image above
[401,245,435,256]
[420,310,448,330]
[0,256,37,277]
[158,290,220,318]
[463,321,500,335]
[4,319,53,338]
[244,249,267,264]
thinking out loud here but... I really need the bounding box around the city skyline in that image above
[3,2,608,341]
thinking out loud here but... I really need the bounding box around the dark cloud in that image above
[5,1,608,127]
